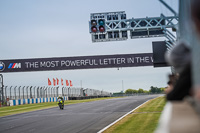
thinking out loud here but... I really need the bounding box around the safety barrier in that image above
[8,96,68,106]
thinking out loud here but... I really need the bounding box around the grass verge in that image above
[103,96,166,133]
[0,97,119,117]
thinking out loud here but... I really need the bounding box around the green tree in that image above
[160,87,165,92]
[149,86,165,93]
[138,88,144,93]
[150,86,157,93]
[113,91,124,96]
[125,89,133,94]
[157,88,162,93]
[125,89,138,94]
[132,89,138,93]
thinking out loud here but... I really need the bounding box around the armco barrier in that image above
[9,96,68,106]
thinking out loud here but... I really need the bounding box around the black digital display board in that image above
[0,53,153,73]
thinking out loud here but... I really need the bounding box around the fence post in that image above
[68,87,69,97]
[37,87,39,98]
[39,87,41,98]
[69,87,71,97]
[47,87,48,98]
[38,87,40,98]
[40,87,43,98]
[50,87,53,97]
[39,87,42,98]
[9,86,12,100]
[62,87,64,96]
[45,87,48,98]
[30,86,32,98]
[18,86,21,99]
[56,87,59,97]
[47,87,50,97]
[33,86,36,98]
[65,87,67,96]
[0,74,3,105]
[26,86,29,99]
[5,86,7,100]
[49,87,51,97]
[54,87,56,97]
[43,87,45,98]
[14,86,17,100]
[54,87,55,97]
[52,87,55,97]
[22,86,24,99]
[40,86,42,98]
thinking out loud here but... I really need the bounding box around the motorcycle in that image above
[57,99,64,110]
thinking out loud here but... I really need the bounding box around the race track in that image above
[0,95,161,133]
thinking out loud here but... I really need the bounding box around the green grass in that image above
[103,96,166,133]
[0,97,119,117]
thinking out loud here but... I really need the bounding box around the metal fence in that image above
[84,88,111,97]
[3,86,59,100]
[1,85,111,101]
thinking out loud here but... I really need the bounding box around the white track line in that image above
[97,100,150,133]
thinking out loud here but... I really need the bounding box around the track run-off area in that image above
[0,95,162,133]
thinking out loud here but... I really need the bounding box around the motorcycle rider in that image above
[57,96,64,109]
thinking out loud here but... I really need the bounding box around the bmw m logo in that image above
[0,61,5,71]
[8,63,21,69]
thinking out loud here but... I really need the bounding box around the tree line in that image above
[124,86,165,94]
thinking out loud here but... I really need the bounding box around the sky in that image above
[0,0,178,93]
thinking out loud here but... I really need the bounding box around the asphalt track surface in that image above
[0,95,161,133]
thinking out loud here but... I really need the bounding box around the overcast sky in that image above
[0,0,178,93]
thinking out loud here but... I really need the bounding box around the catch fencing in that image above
[1,85,111,106]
